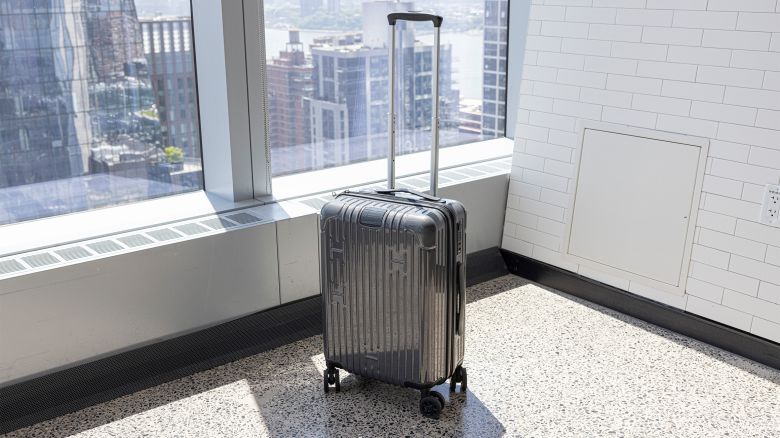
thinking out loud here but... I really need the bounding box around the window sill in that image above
[0,191,262,258]
[0,137,513,260]
[268,137,514,201]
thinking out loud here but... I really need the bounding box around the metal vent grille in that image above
[174,223,209,236]
[474,163,504,172]
[405,178,428,188]
[55,247,93,261]
[201,217,238,231]
[441,169,470,180]
[493,160,511,170]
[226,212,261,225]
[0,260,26,275]
[0,204,280,279]
[22,253,60,268]
[412,176,436,186]
[147,229,183,242]
[118,234,154,248]
[87,241,125,254]
[456,167,485,177]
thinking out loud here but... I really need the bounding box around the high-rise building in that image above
[0,1,201,223]
[85,0,146,81]
[0,0,147,188]
[140,17,200,160]
[300,0,322,17]
[300,0,338,16]
[307,36,458,169]
[305,1,459,171]
[267,30,315,175]
[459,99,483,135]
[481,0,508,137]
[327,0,340,14]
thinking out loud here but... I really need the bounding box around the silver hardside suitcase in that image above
[320,12,467,419]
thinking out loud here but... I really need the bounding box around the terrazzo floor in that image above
[4,275,780,437]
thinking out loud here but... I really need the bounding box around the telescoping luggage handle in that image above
[387,12,444,196]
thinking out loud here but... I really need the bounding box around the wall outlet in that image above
[761,184,780,226]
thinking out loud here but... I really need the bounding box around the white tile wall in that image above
[504,1,780,343]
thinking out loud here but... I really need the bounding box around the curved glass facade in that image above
[0,0,202,225]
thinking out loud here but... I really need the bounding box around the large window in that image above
[264,0,509,177]
[0,0,202,225]
[0,0,511,228]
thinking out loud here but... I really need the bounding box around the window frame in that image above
[191,0,263,202]
[505,0,530,140]
[253,0,522,195]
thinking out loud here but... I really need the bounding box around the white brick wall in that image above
[505,0,780,343]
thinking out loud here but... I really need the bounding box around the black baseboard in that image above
[466,247,508,286]
[0,247,506,434]
[501,249,780,371]
[0,296,323,434]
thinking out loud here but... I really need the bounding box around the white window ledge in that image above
[0,137,513,258]
[0,191,263,258]
[269,137,514,201]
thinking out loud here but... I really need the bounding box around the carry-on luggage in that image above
[319,12,467,419]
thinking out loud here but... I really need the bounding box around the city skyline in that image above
[0,0,505,224]
[266,0,497,176]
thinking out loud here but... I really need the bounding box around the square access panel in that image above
[563,122,709,295]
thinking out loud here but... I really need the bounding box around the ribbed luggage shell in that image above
[320,191,465,388]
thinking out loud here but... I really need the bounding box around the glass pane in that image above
[0,0,203,226]
[264,0,510,177]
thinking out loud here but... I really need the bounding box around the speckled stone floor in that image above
[4,275,780,437]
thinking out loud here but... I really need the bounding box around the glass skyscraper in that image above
[140,16,200,161]
[482,0,508,137]
[0,1,94,187]
[0,0,201,225]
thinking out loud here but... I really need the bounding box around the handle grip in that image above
[387,12,443,27]
[375,188,442,202]
[455,261,464,335]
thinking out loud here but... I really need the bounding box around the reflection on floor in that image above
[4,275,779,437]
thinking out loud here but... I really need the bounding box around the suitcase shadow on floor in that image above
[466,274,534,305]
[248,337,507,437]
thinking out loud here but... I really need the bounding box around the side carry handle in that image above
[375,188,442,202]
[455,261,464,335]
[387,12,443,27]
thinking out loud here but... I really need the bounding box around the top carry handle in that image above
[387,12,443,196]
